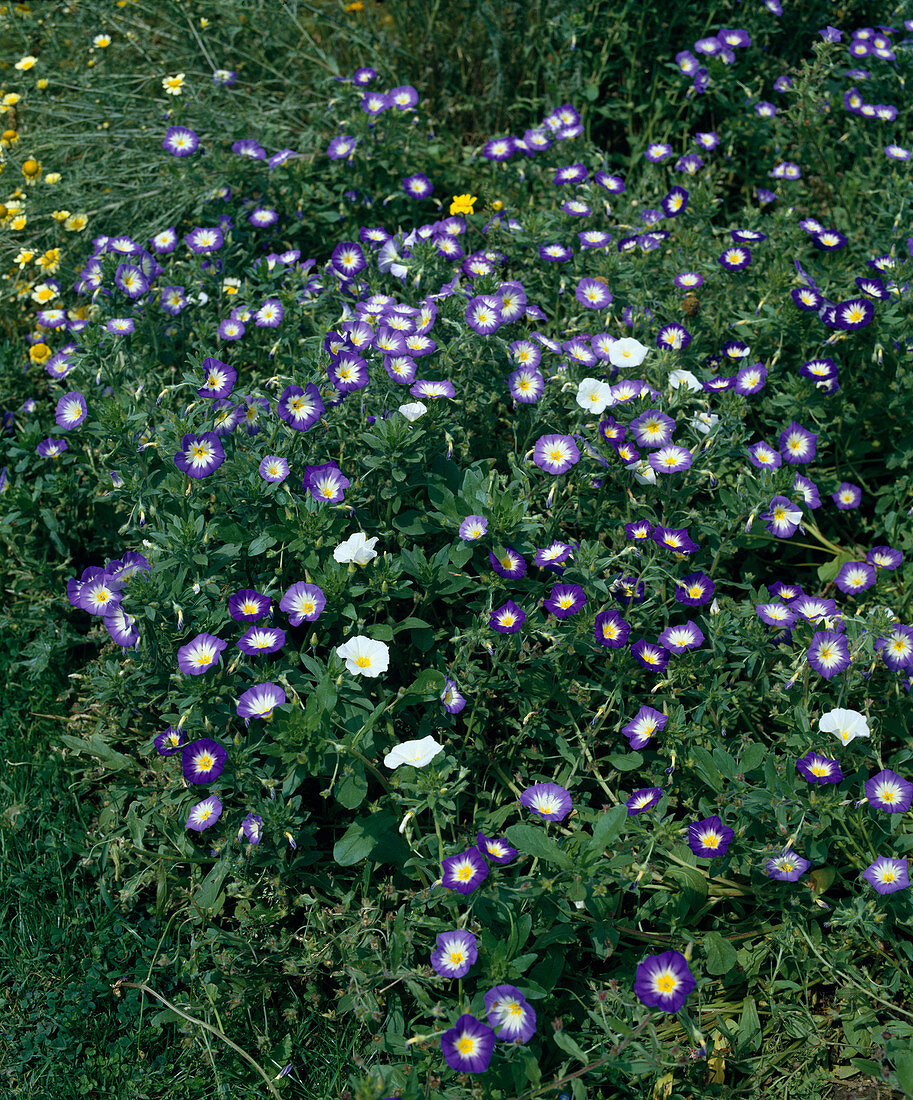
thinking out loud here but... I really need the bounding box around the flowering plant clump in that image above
[2,4,913,1099]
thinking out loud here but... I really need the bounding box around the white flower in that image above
[398,401,428,422]
[383,735,444,769]
[818,707,871,746]
[333,532,379,565]
[575,377,614,413]
[628,458,657,485]
[335,635,390,677]
[691,411,719,434]
[668,368,702,392]
[608,337,649,369]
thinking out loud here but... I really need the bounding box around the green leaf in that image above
[891,1051,913,1096]
[607,751,644,772]
[504,822,572,868]
[402,668,446,698]
[193,859,228,912]
[737,996,762,1052]
[588,805,628,854]
[60,734,133,772]
[333,821,375,866]
[703,931,738,975]
[248,533,277,556]
[552,1028,588,1064]
[334,766,368,809]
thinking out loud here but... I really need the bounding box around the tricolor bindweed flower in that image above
[594,609,631,648]
[796,751,843,784]
[543,583,587,619]
[476,833,519,864]
[865,769,913,813]
[766,851,810,881]
[489,601,526,633]
[383,736,444,769]
[485,985,537,1042]
[155,727,186,756]
[634,951,696,1013]
[303,462,350,503]
[533,433,580,474]
[177,633,227,675]
[623,705,666,749]
[458,515,488,540]
[631,640,669,673]
[688,816,734,858]
[182,738,228,784]
[55,391,87,430]
[174,433,225,479]
[520,782,573,821]
[186,795,222,832]
[278,384,324,432]
[763,496,803,538]
[818,708,870,746]
[236,682,286,720]
[441,680,466,714]
[431,929,478,978]
[441,848,490,895]
[807,632,851,680]
[237,626,286,655]
[862,857,910,894]
[658,621,704,652]
[649,446,693,474]
[440,1014,495,1073]
[835,561,877,595]
[197,358,236,399]
[239,813,262,845]
[626,787,662,815]
[490,548,526,579]
[832,482,862,510]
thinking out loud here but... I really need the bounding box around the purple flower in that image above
[197,357,236,399]
[626,787,662,815]
[228,589,271,622]
[441,680,466,714]
[644,142,673,163]
[766,851,810,881]
[177,633,227,675]
[576,277,613,309]
[279,582,325,626]
[630,410,674,449]
[490,547,526,579]
[114,263,148,298]
[441,1014,495,1073]
[327,134,357,160]
[763,496,803,539]
[656,322,691,351]
[862,857,910,894]
[154,727,186,756]
[539,242,573,262]
[303,461,350,503]
[520,781,573,821]
[778,422,817,464]
[476,833,518,864]
[813,229,848,251]
[612,576,646,605]
[835,561,877,595]
[55,391,87,430]
[37,437,68,457]
[239,813,262,845]
[237,625,286,656]
[832,298,875,330]
[182,738,228,784]
[630,640,670,673]
[236,682,286,720]
[794,476,821,508]
[163,126,199,156]
[769,161,801,180]
[105,606,139,647]
[649,446,693,475]
[876,625,913,672]
[653,527,699,554]
[796,751,843,784]
[431,930,478,978]
[390,84,418,109]
[688,817,733,858]
[756,603,798,629]
[865,769,913,813]
[553,163,588,184]
[675,572,714,606]
[459,515,488,540]
[184,226,223,253]
[403,173,433,199]
[106,317,134,334]
[622,705,666,750]
[410,378,455,400]
[535,540,574,573]
[278,384,324,432]
[174,432,225,479]
[248,206,278,228]
[832,482,862,510]
[533,434,580,475]
[807,631,851,679]
[748,441,782,469]
[186,795,223,832]
[594,609,631,648]
[489,600,526,633]
[258,455,289,482]
[658,621,704,652]
[719,245,752,271]
[465,294,502,336]
[819,25,842,42]
[634,951,695,1013]
[441,847,490,894]
[543,583,587,619]
[508,367,544,403]
[485,985,537,1043]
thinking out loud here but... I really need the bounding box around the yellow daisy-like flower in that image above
[21,158,41,181]
[2,94,21,108]
[36,78,49,91]
[449,193,477,216]
[29,342,51,364]
[44,172,62,184]
[15,55,37,70]
[10,214,27,230]
[490,199,504,211]
[222,277,241,295]
[1,129,18,147]
[344,0,365,10]
[50,209,70,222]
[14,248,33,267]
[93,34,111,48]
[65,213,88,232]
[32,283,56,304]
[162,72,185,95]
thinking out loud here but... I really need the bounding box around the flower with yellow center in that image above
[65,213,88,232]
[15,55,37,70]
[2,94,21,108]
[14,248,33,267]
[1,130,18,147]
[37,78,49,90]
[93,34,111,48]
[162,73,185,95]
[21,158,41,181]
[449,193,477,216]
[11,214,27,230]
[44,172,61,184]
[39,248,61,271]
[51,209,70,222]
[29,343,51,364]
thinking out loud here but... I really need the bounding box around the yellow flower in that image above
[1,129,18,147]
[14,248,33,267]
[0,203,8,220]
[93,34,111,48]
[2,94,21,107]
[449,193,478,216]
[51,209,70,221]
[39,248,60,272]
[29,342,51,364]
[21,158,41,180]
[10,214,27,230]
[490,199,504,211]
[15,55,37,71]
[222,277,241,295]
[344,0,365,10]
[36,78,48,90]
[44,172,62,184]
[64,213,88,232]
[200,17,209,27]
[32,283,56,304]
[162,73,185,96]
